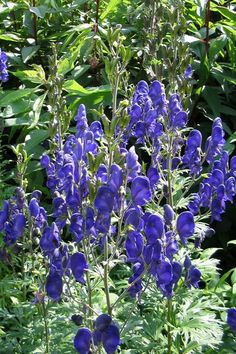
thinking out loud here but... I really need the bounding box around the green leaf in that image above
[29,5,48,18]
[58,57,74,76]
[228,132,236,144]
[209,35,227,62]
[182,34,200,43]
[199,55,210,86]
[0,89,33,107]
[182,341,199,354]
[227,240,236,246]
[21,45,40,63]
[25,129,49,153]
[214,269,234,290]
[231,268,236,285]
[100,0,122,20]
[4,117,29,127]
[58,47,80,76]
[212,5,236,23]
[202,86,221,116]
[29,92,47,129]
[72,65,90,79]
[13,68,45,84]
[0,33,21,41]
[2,99,31,118]
[212,67,236,85]
[63,80,91,95]
[64,80,111,96]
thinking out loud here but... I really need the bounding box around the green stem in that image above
[42,302,50,353]
[104,235,112,315]
[167,299,172,354]
[83,240,93,324]
[167,136,173,354]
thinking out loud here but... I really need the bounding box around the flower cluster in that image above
[0,48,8,82]
[74,314,120,354]
[0,188,26,246]
[125,205,200,298]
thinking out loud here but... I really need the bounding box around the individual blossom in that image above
[163,204,175,227]
[70,252,88,284]
[168,93,186,129]
[184,64,193,79]
[147,166,160,190]
[176,211,195,245]
[75,104,88,139]
[71,314,83,326]
[40,222,61,256]
[184,256,201,288]
[126,146,141,182]
[128,261,144,297]
[45,271,63,301]
[90,120,103,139]
[0,200,9,231]
[144,214,164,244]
[124,207,143,231]
[125,231,144,262]
[148,80,167,116]
[94,186,115,214]
[0,48,9,82]
[205,117,225,164]
[74,328,92,354]
[4,213,26,246]
[182,129,202,176]
[227,308,236,331]
[131,176,152,206]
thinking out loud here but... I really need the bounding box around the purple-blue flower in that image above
[184,64,193,79]
[74,328,91,354]
[94,186,115,213]
[70,252,88,284]
[144,214,164,244]
[93,314,120,354]
[227,308,236,331]
[0,49,8,82]
[131,176,152,206]
[176,211,195,245]
[46,271,63,300]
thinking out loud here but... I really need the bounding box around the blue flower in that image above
[184,256,201,288]
[0,49,9,82]
[126,146,141,182]
[4,213,26,246]
[40,223,61,256]
[125,231,144,262]
[131,176,152,206]
[163,204,175,226]
[70,252,88,284]
[102,324,120,354]
[46,271,63,301]
[0,200,9,231]
[29,197,40,218]
[75,104,88,138]
[108,164,123,194]
[227,308,236,331]
[144,214,164,244]
[94,186,115,213]
[90,121,103,139]
[93,314,120,354]
[184,64,193,79]
[176,212,195,245]
[74,328,91,354]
